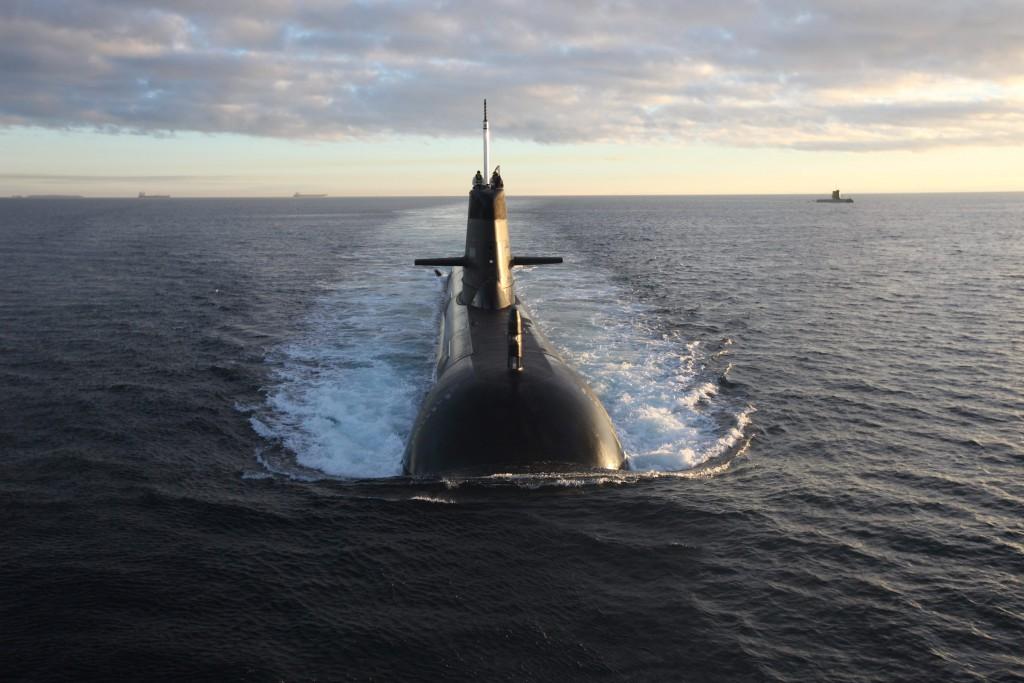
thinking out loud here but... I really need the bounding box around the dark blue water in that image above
[2,194,1022,681]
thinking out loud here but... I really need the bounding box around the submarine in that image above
[817,189,854,203]
[404,102,625,476]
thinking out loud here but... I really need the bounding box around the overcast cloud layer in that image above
[2,0,1023,151]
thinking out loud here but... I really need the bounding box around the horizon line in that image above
[5,190,1024,200]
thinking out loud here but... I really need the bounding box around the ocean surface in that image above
[1,192,1022,681]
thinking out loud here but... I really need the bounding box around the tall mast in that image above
[482,99,490,185]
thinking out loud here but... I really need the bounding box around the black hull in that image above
[403,268,624,476]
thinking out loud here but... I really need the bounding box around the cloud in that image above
[1,0,1023,151]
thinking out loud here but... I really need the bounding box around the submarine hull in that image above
[403,268,624,476]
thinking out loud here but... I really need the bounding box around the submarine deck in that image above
[434,267,559,378]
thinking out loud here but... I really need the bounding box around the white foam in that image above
[409,495,458,504]
[679,382,719,408]
[249,202,460,479]
[514,257,750,473]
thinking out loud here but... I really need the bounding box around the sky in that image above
[1,0,1023,197]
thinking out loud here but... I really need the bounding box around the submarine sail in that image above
[404,103,625,476]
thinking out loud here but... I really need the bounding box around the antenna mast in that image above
[482,99,490,185]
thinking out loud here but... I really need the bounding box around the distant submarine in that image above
[404,102,625,476]
[817,189,854,203]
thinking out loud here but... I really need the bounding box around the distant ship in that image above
[138,192,170,199]
[817,189,854,203]
[293,193,328,198]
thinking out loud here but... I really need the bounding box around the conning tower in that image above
[415,101,561,307]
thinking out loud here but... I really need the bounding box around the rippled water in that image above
[2,194,1022,681]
